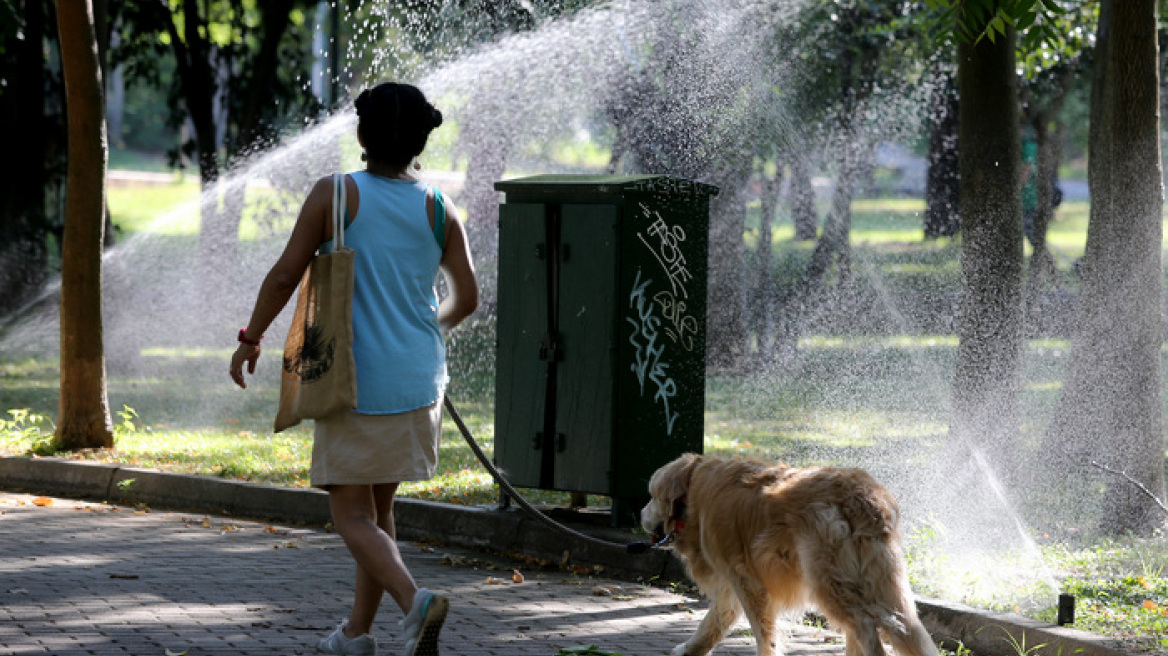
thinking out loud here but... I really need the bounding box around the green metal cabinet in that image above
[493,174,718,523]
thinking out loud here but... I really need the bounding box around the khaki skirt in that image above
[310,399,443,489]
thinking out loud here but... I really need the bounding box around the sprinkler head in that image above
[1057,593,1075,626]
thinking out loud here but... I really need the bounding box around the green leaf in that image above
[1039,0,1066,14]
[956,18,976,41]
[967,1,987,25]
[1008,0,1038,19]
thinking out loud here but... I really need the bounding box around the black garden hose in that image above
[442,395,656,554]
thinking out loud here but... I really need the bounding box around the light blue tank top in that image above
[321,171,446,414]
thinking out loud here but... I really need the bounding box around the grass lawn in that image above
[2,177,1166,652]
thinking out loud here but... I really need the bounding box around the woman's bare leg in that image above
[329,483,418,636]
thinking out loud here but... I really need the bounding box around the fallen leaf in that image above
[485,577,506,585]
[165,649,189,656]
[32,497,52,507]
[593,585,614,596]
[512,569,525,584]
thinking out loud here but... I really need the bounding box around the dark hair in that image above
[354,83,443,170]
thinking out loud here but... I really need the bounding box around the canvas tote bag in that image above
[274,174,358,432]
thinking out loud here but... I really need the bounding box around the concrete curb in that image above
[917,598,1131,656]
[0,456,1137,656]
[0,456,683,582]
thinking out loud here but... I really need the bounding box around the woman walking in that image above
[230,82,479,656]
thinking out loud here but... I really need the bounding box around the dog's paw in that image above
[671,643,693,656]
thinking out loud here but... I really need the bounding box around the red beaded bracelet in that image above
[238,328,263,346]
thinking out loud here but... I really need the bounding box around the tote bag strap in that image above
[333,173,348,249]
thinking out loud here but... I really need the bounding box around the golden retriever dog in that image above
[641,453,938,656]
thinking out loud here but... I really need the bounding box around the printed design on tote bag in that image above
[283,324,336,382]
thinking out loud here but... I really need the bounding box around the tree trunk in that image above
[774,128,870,357]
[705,170,749,369]
[789,153,818,241]
[149,0,224,267]
[1023,116,1065,328]
[233,0,292,158]
[1026,122,1060,269]
[54,0,115,450]
[925,74,960,239]
[94,0,117,250]
[0,0,51,316]
[209,1,295,281]
[1022,66,1076,332]
[754,165,782,362]
[1046,0,1166,535]
[106,27,125,149]
[775,30,878,357]
[805,140,864,289]
[950,21,1024,464]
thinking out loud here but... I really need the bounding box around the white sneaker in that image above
[317,620,377,656]
[399,588,449,656]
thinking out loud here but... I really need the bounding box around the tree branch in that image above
[1090,461,1168,517]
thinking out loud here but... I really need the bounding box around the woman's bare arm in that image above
[229,176,333,388]
[437,203,480,333]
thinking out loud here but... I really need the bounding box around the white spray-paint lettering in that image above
[637,206,693,300]
[627,269,680,435]
[653,290,698,351]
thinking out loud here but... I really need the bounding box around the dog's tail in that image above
[806,489,926,642]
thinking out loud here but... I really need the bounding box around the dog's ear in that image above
[661,452,700,505]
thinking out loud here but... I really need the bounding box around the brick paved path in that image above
[0,491,847,656]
